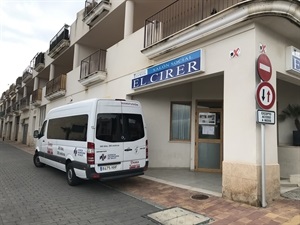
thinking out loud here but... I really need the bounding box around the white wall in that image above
[134,83,192,168]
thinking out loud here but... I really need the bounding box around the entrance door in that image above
[22,124,28,144]
[195,104,223,172]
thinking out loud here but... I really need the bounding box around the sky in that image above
[0,0,85,96]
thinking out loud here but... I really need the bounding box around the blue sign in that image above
[292,55,300,74]
[132,50,203,89]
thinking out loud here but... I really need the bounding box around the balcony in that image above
[22,66,33,83]
[6,106,12,115]
[8,84,15,96]
[20,97,30,111]
[12,102,20,115]
[48,25,70,58]
[79,49,107,87]
[31,88,42,106]
[33,52,45,72]
[45,74,67,100]
[15,77,22,89]
[83,0,111,27]
[143,0,244,56]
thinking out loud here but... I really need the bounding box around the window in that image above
[96,113,144,142]
[39,120,47,138]
[39,105,46,129]
[47,115,88,141]
[170,102,191,140]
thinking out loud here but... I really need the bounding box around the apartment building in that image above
[0,0,299,206]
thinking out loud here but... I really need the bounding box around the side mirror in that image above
[33,130,40,138]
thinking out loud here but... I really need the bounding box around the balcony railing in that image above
[45,74,67,100]
[12,102,20,114]
[9,84,15,95]
[31,88,42,106]
[6,106,12,115]
[79,49,107,86]
[20,97,30,111]
[144,0,244,48]
[83,0,111,26]
[33,52,45,72]
[16,77,22,89]
[48,25,70,57]
[22,66,33,83]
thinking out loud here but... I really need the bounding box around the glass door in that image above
[195,107,223,172]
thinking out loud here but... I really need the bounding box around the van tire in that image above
[66,163,80,186]
[33,153,45,168]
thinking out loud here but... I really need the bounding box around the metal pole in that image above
[261,123,267,207]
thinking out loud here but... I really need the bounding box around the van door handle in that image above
[124,148,132,151]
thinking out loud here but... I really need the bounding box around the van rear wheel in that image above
[33,153,45,168]
[66,163,80,186]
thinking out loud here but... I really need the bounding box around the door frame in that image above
[195,105,223,173]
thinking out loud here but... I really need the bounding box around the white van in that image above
[33,98,148,185]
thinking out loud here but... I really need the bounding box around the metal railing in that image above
[0,111,4,117]
[49,25,70,52]
[9,84,15,94]
[16,77,22,88]
[6,106,12,114]
[84,0,110,17]
[32,88,42,103]
[45,74,67,97]
[12,102,19,112]
[22,66,33,81]
[20,97,30,110]
[144,0,244,47]
[32,52,45,68]
[80,49,106,80]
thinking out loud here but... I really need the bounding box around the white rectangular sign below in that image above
[257,110,275,125]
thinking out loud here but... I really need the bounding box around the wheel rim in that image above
[35,156,40,164]
[68,168,73,181]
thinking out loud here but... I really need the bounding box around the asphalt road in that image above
[0,141,160,225]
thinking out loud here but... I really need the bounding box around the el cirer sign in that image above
[132,50,204,89]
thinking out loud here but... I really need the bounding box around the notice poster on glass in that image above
[199,112,216,125]
[202,125,215,135]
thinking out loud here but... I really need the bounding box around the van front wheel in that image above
[66,163,80,186]
[33,153,45,168]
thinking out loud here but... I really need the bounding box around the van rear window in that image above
[96,114,144,142]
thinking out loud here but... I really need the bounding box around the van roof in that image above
[47,98,139,117]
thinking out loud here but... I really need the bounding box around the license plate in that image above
[99,165,117,171]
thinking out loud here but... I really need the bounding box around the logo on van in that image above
[100,154,106,161]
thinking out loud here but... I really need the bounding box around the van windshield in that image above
[96,113,145,142]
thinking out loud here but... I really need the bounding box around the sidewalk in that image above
[4,140,300,225]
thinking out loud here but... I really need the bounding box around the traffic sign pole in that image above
[256,53,275,208]
[261,124,267,208]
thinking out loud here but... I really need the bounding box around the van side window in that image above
[47,115,88,141]
[96,114,144,142]
[40,120,47,137]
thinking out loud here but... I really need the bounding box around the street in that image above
[0,142,160,225]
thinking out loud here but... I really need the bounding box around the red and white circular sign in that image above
[257,54,272,81]
[256,82,276,110]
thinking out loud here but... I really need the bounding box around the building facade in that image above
[0,0,299,206]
